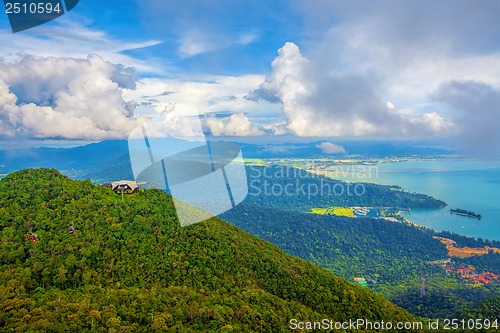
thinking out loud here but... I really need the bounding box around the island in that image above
[450,208,482,219]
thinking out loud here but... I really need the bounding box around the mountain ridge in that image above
[0,168,417,332]
[0,139,452,176]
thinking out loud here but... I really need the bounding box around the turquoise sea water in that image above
[327,160,500,242]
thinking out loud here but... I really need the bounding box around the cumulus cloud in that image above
[128,109,206,140]
[316,142,346,154]
[249,42,453,138]
[260,120,289,136]
[204,114,263,136]
[0,55,143,140]
[409,112,452,134]
[125,75,281,127]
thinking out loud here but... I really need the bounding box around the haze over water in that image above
[326,159,500,242]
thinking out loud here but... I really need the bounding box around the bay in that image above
[321,159,500,241]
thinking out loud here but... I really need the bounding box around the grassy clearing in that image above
[311,208,328,215]
[311,206,355,218]
[243,158,267,166]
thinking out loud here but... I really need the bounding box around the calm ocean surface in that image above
[326,159,500,242]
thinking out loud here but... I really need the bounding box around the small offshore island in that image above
[450,208,482,219]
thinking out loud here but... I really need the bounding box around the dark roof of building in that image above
[111,180,139,191]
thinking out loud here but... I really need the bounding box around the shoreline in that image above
[309,163,500,243]
[433,236,500,258]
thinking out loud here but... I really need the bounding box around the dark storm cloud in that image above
[433,81,500,156]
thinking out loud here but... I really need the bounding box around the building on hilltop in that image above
[104,180,140,194]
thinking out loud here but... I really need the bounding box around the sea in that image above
[321,159,500,242]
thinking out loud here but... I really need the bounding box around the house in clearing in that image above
[104,180,140,194]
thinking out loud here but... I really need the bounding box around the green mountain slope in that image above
[245,166,446,211]
[221,203,448,282]
[462,296,500,319]
[0,169,416,332]
[220,203,500,320]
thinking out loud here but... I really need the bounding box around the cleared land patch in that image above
[311,206,355,217]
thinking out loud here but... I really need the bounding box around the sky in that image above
[0,0,499,155]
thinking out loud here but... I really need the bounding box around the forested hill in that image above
[221,203,449,282]
[0,169,416,332]
[246,166,446,211]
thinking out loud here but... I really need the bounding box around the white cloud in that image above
[204,114,263,136]
[123,74,281,138]
[178,29,259,58]
[129,111,205,140]
[0,79,18,137]
[316,142,346,154]
[178,29,223,58]
[0,79,17,107]
[410,112,452,134]
[260,121,289,136]
[249,42,452,138]
[125,74,280,120]
[0,20,162,72]
[248,42,316,136]
[0,55,143,140]
[238,32,259,45]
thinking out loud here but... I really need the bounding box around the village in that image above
[430,259,500,286]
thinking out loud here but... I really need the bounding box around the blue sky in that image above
[0,0,500,155]
[55,0,304,75]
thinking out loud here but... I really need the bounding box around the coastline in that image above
[397,214,500,258]
[305,159,500,242]
[433,236,500,258]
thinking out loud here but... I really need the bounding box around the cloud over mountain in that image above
[0,55,142,140]
[204,113,263,136]
[316,142,346,154]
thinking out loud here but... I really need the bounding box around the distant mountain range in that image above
[238,140,452,158]
[0,140,129,173]
[0,139,452,179]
